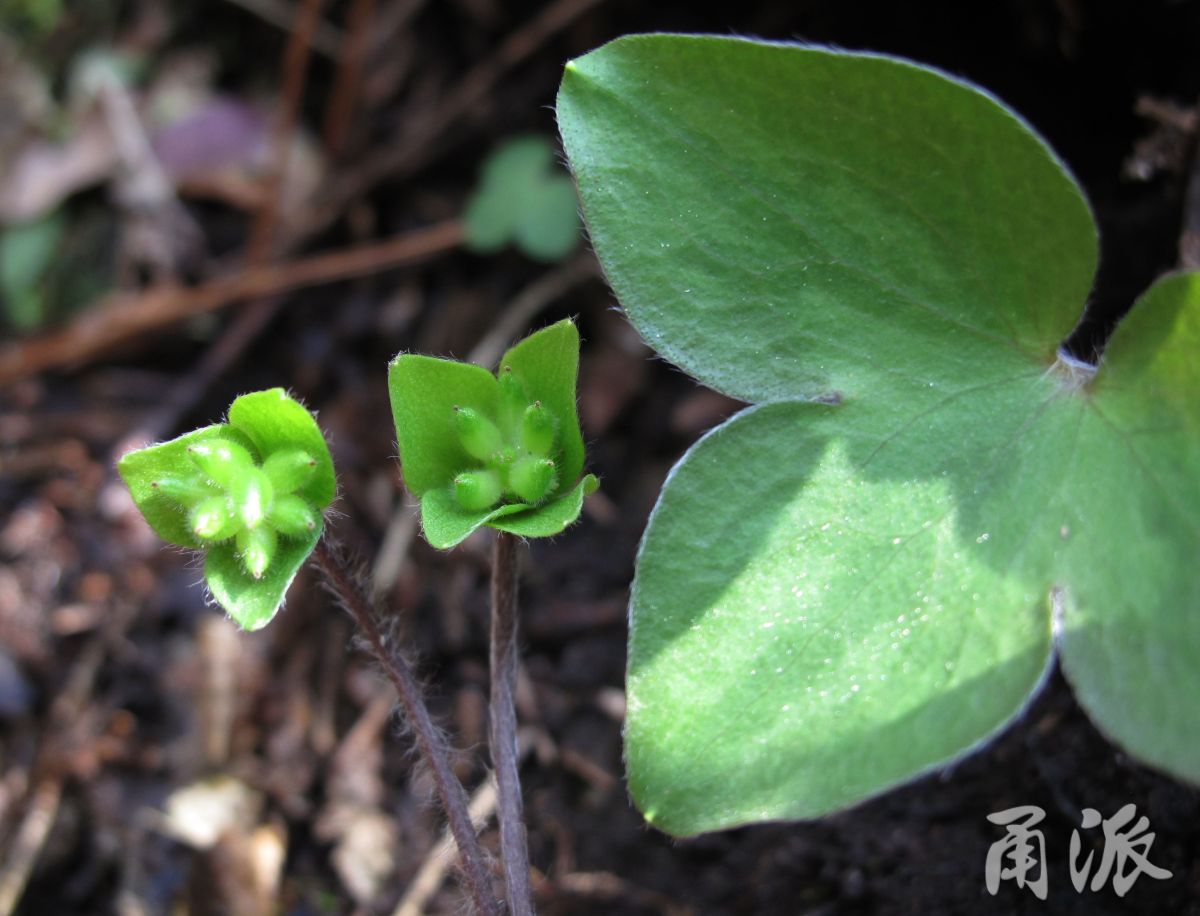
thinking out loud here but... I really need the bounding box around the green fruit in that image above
[187,438,255,487]
[262,448,317,494]
[454,469,502,511]
[229,468,274,529]
[509,456,558,504]
[189,495,239,541]
[520,401,557,456]
[236,525,278,579]
[268,494,319,537]
[498,366,530,434]
[454,406,503,461]
[151,475,216,505]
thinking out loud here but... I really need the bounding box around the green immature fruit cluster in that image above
[153,439,320,580]
[452,375,559,512]
[118,389,335,630]
[389,319,597,549]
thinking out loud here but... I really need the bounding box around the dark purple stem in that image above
[489,531,534,915]
[311,537,500,916]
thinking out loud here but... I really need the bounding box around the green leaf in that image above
[464,136,580,262]
[1,210,65,331]
[118,389,335,631]
[558,35,1200,835]
[560,36,1094,404]
[1057,272,1200,784]
[390,320,594,548]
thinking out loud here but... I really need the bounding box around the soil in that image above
[2,1,1198,914]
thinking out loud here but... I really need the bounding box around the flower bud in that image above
[454,469,502,511]
[229,468,274,529]
[262,449,317,495]
[189,495,240,541]
[509,456,558,504]
[454,406,503,461]
[237,526,277,579]
[187,438,255,488]
[268,494,319,537]
[520,401,557,456]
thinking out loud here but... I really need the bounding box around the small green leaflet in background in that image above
[464,136,581,262]
[1,209,64,331]
[389,318,598,550]
[118,389,335,630]
[558,35,1200,836]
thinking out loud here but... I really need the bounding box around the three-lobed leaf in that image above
[464,136,581,262]
[389,319,597,550]
[118,388,334,630]
[558,35,1200,835]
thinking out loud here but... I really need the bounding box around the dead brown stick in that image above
[322,0,376,156]
[0,218,463,386]
[0,601,139,916]
[1180,98,1200,269]
[0,778,62,916]
[220,0,344,58]
[311,0,607,229]
[249,0,327,262]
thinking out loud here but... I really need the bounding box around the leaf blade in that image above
[558,36,1096,403]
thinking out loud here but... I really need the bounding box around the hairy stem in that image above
[311,538,500,916]
[489,531,534,915]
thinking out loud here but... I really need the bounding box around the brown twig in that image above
[0,777,62,916]
[0,219,463,386]
[249,0,327,262]
[0,600,139,916]
[311,0,607,230]
[220,0,344,59]
[489,531,534,916]
[1180,99,1200,269]
[309,537,501,916]
[322,0,376,157]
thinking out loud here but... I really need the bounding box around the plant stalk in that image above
[489,531,534,916]
[311,538,500,916]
